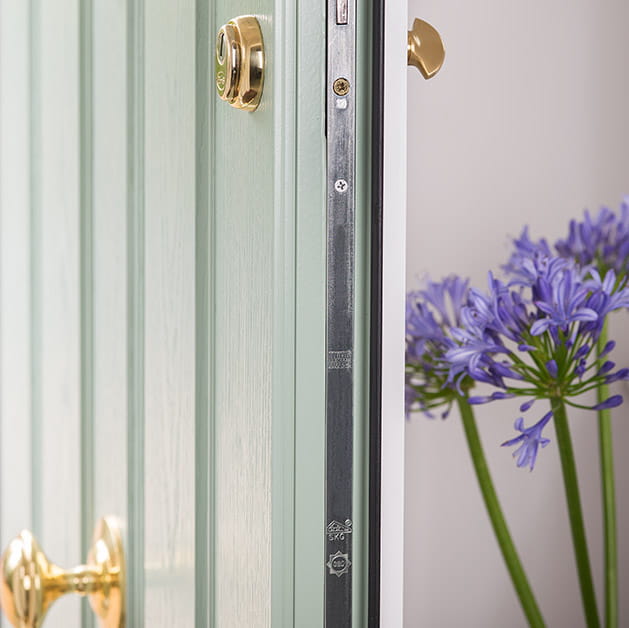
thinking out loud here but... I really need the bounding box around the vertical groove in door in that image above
[271,2,297,626]
[1,7,34,626]
[292,2,326,624]
[127,0,145,624]
[368,0,385,624]
[29,0,43,540]
[207,5,218,626]
[195,0,211,625]
[79,3,95,627]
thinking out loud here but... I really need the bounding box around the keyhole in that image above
[217,31,226,64]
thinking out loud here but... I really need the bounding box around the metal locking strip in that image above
[325,0,356,625]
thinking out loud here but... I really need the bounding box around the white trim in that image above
[380,0,407,626]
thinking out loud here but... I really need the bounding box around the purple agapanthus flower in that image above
[530,269,598,336]
[507,199,629,281]
[502,412,553,471]
[407,199,629,471]
[555,200,629,274]
[441,259,629,469]
[503,227,552,286]
[405,276,471,418]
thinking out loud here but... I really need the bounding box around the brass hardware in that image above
[333,78,350,96]
[407,18,445,79]
[0,517,125,628]
[215,16,265,112]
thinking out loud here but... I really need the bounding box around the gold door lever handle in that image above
[408,18,445,79]
[0,517,125,628]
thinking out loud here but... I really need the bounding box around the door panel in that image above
[144,2,196,625]
[0,5,33,628]
[92,0,128,570]
[38,1,82,625]
[213,1,274,623]
[0,1,378,626]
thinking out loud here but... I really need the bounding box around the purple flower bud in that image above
[468,396,491,405]
[576,359,587,377]
[600,340,616,357]
[574,344,590,359]
[597,361,615,376]
[517,344,537,352]
[490,391,516,400]
[520,398,536,412]
[592,395,623,411]
[546,359,558,378]
[491,362,522,379]
[605,368,629,383]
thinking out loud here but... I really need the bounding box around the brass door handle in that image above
[0,517,125,628]
[408,18,445,79]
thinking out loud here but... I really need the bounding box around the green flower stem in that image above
[456,396,546,628]
[597,325,617,628]
[551,398,601,628]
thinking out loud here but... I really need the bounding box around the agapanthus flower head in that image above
[442,259,629,469]
[504,200,629,292]
[406,275,471,417]
[555,200,629,274]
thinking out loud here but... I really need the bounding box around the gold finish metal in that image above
[0,517,125,628]
[333,78,350,96]
[407,18,445,79]
[215,16,265,111]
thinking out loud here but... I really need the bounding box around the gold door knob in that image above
[0,517,125,628]
[407,18,445,79]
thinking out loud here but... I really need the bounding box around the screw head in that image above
[333,77,350,96]
[334,179,348,193]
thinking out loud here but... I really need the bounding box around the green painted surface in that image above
[0,0,372,624]
[212,1,278,625]
[210,0,372,625]
[294,0,327,624]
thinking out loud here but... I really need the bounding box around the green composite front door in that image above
[0,1,374,627]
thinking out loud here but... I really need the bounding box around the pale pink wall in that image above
[405,2,629,626]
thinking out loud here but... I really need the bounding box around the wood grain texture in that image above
[92,0,128,546]
[293,0,327,624]
[194,1,211,625]
[126,0,146,624]
[144,1,196,625]
[38,0,81,625]
[213,3,274,624]
[270,0,297,625]
[0,3,33,626]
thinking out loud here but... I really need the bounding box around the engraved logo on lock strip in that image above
[328,350,352,369]
[327,551,351,578]
[327,519,353,541]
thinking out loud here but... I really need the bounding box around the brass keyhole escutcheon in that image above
[0,517,125,628]
[215,16,265,112]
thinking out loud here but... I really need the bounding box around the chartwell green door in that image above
[0,0,375,626]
